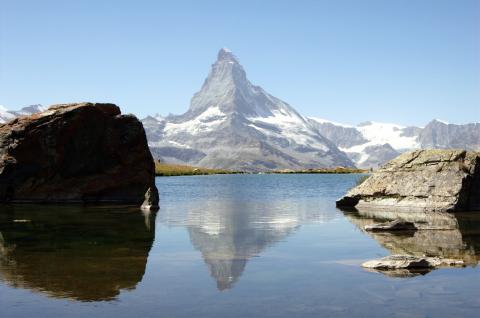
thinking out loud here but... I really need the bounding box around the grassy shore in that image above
[155,162,368,176]
[155,162,241,176]
[269,167,369,174]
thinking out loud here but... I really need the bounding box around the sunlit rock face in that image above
[337,150,480,211]
[343,209,480,277]
[0,206,156,301]
[159,199,336,290]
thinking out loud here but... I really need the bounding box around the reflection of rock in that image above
[337,150,480,211]
[343,209,480,276]
[364,219,417,232]
[0,205,156,301]
[160,200,335,290]
[0,103,158,208]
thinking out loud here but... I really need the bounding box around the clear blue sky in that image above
[1,0,479,126]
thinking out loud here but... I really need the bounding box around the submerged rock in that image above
[364,219,417,232]
[0,103,158,208]
[337,149,480,212]
[362,254,465,270]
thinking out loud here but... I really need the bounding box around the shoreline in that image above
[155,162,368,177]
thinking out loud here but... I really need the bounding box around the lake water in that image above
[1,174,480,317]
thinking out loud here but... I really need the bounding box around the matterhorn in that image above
[142,48,354,171]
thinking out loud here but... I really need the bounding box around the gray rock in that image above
[362,254,464,270]
[364,219,417,232]
[336,149,480,211]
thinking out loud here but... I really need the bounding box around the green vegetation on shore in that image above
[155,161,368,176]
[270,167,369,174]
[155,162,241,176]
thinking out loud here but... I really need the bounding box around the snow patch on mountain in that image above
[433,119,449,125]
[164,106,227,135]
[310,118,420,168]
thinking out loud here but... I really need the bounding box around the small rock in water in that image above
[362,254,465,270]
[363,255,433,269]
[364,219,417,232]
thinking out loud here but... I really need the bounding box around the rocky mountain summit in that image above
[0,103,158,208]
[142,48,354,171]
[337,149,480,211]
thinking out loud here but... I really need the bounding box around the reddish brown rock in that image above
[0,102,158,209]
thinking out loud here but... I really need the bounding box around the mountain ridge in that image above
[2,50,479,170]
[142,48,355,171]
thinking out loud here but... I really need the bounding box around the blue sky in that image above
[1,0,479,126]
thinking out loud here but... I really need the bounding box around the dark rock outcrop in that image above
[337,149,480,212]
[0,102,158,208]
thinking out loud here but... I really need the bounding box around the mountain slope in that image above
[309,118,480,168]
[0,104,47,123]
[143,49,354,171]
[418,120,480,150]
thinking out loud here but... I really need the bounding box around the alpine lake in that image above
[1,174,479,318]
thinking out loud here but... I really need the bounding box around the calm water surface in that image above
[1,174,479,317]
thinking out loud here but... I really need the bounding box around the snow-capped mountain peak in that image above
[217,47,237,62]
[143,49,354,171]
[0,104,47,124]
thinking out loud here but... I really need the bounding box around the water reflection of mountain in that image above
[159,200,336,290]
[0,205,156,301]
[342,209,480,276]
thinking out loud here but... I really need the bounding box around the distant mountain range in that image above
[2,49,479,170]
[0,104,47,123]
[309,118,480,168]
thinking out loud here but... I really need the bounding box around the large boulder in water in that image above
[0,102,158,209]
[337,149,480,212]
